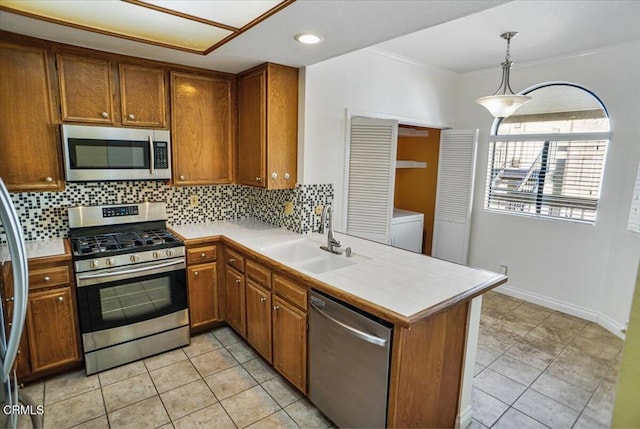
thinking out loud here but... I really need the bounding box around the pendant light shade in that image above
[476,32,531,118]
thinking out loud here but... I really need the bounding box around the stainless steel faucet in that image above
[319,205,342,254]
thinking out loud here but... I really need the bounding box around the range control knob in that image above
[153,251,160,259]
[166,249,174,257]
[106,257,116,266]
[89,260,100,269]
[130,255,140,263]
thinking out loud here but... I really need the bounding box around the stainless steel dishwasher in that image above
[309,290,393,428]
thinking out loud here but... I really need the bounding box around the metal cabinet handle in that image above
[273,305,279,311]
[57,296,64,302]
[45,177,53,183]
[179,175,185,181]
[235,279,241,284]
[255,177,262,182]
[228,258,235,263]
[5,297,14,302]
[101,111,109,118]
[128,113,135,120]
[43,276,50,282]
[284,173,290,180]
[260,297,266,303]
[194,271,199,276]
[200,253,206,258]
[271,172,278,180]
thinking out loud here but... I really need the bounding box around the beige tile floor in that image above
[17,326,333,429]
[16,291,624,429]
[473,291,624,429]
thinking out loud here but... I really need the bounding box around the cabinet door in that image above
[57,53,114,124]
[246,280,272,362]
[225,266,246,337]
[171,72,233,185]
[188,263,219,330]
[27,287,80,373]
[272,295,307,392]
[119,64,167,127]
[238,68,266,187]
[265,63,298,189]
[0,42,63,192]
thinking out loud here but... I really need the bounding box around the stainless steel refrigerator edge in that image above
[309,290,393,428]
[0,178,41,428]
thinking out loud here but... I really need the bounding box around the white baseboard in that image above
[456,404,473,429]
[496,284,626,339]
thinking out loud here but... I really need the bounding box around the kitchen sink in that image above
[259,238,326,263]
[297,254,359,274]
[260,238,368,273]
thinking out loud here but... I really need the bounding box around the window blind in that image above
[485,137,608,223]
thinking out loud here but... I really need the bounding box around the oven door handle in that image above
[76,259,184,286]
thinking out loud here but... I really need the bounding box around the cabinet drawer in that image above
[246,260,271,290]
[225,248,245,273]
[187,245,217,264]
[28,266,70,290]
[273,274,307,311]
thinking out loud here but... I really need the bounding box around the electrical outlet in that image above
[499,264,509,275]
[190,194,199,207]
[284,201,294,216]
[315,205,324,215]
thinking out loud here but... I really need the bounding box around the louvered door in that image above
[432,129,478,265]
[345,117,398,244]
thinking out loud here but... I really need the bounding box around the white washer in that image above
[390,208,424,253]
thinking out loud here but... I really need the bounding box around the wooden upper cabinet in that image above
[238,63,298,189]
[171,71,234,186]
[57,53,115,124]
[0,42,63,192]
[119,64,167,127]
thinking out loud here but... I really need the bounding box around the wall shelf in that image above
[396,160,427,169]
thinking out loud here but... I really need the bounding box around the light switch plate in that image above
[190,194,199,207]
[315,205,324,215]
[284,201,294,216]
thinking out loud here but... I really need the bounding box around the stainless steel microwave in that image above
[61,124,171,181]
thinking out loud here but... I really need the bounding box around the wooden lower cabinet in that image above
[187,263,219,331]
[26,286,79,373]
[272,295,307,393]
[225,266,246,337]
[1,244,82,382]
[246,280,272,362]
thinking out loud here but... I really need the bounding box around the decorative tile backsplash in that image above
[0,181,333,243]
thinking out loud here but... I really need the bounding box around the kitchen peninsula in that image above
[170,218,506,428]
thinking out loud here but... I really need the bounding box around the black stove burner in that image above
[72,228,182,258]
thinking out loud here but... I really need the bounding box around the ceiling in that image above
[1,1,639,74]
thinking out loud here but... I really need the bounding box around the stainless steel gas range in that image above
[68,202,189,375]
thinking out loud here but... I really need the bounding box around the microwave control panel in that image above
[154,142,169,169]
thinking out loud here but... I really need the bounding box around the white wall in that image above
[301,48,458,231]
[301,41,640,334]
[455,41,640,334]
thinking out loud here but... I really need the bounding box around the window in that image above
[485,83,610,224]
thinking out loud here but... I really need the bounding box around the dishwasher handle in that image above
[310,300,387,347]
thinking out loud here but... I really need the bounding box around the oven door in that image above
[75,258,187,340]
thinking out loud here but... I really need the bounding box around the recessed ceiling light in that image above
[294,33,324,45]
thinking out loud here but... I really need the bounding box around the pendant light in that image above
[476,31,531,118]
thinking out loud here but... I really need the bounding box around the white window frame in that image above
[484,82,610,224]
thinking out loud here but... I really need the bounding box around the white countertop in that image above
[0,238,67,264]
[170,219,505,321]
